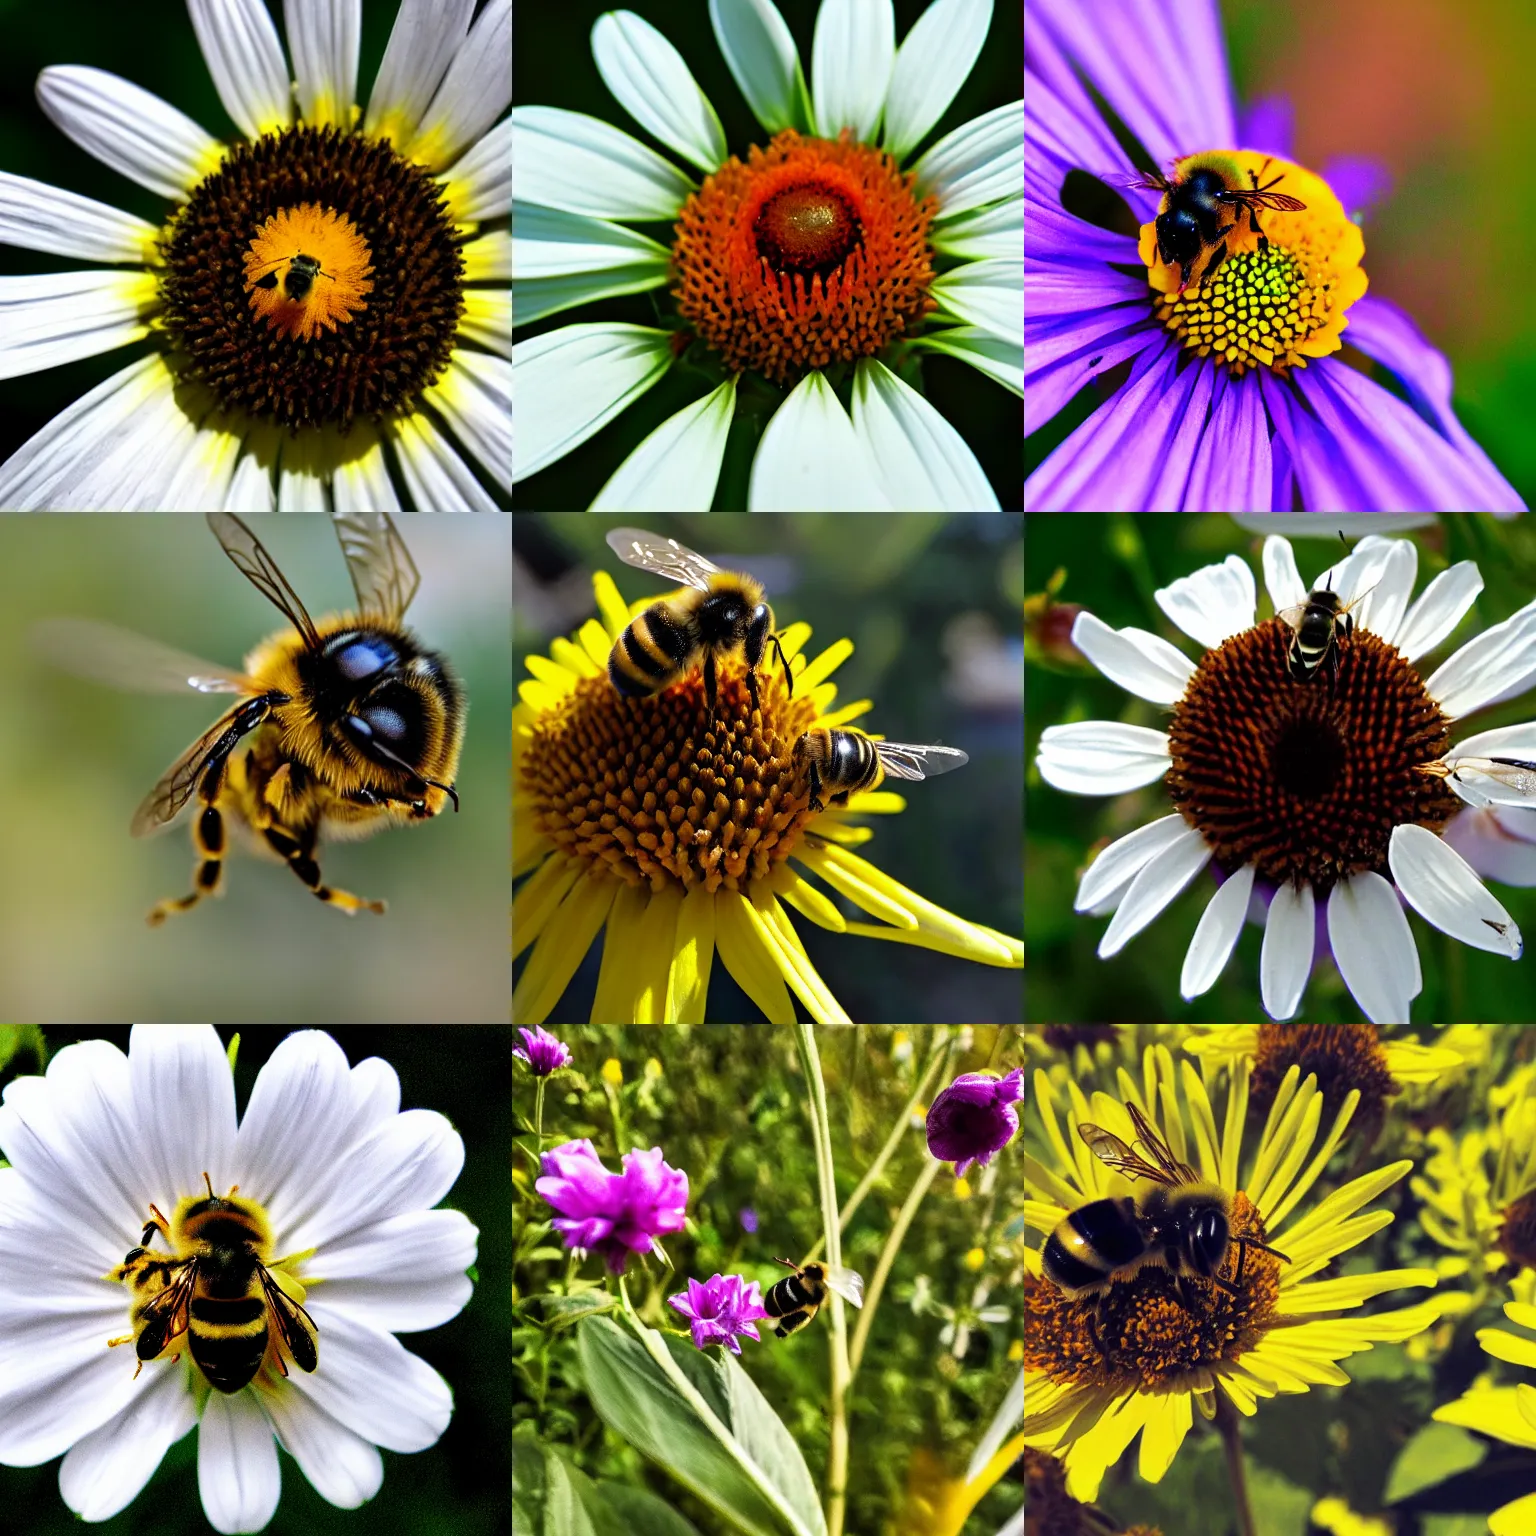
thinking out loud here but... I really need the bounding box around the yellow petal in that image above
[512,874,616,1024]
[714,890,795,1023]
[1136,1388,1192,1483]
[795,842,918,930]
[776,620,812,663]
[551,634,601,678]
[1492,1493,1536,1536]
[815,697,873,728]
[1480,1326,1536,1370]
[524,651,580,696]
[756,895,852,1024]
[579,618,614,671]
[518,677,562,713]
[834,790,906,815]
[513,818,548,879]
[512,853,580,960]
[776,871,847,932]
[798,637,854,691]
[589,882,651,1023]
[632,885,683,1023]
[666,884,716,1025]
[592,569,632,641]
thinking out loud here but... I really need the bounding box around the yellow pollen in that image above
[243,202,374,342]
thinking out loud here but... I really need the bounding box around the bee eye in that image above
[332,636,396,680]
[352,706,407,745]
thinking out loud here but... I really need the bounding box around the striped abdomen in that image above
[609,601,699,699]
[1042,1197,1145,1296]
[188,1247,269,1392]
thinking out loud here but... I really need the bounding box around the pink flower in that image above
[668,1274,770,1355]
[535,1139,689,1273]
[926,1067,1023,1177]
[514,1026,571,1075]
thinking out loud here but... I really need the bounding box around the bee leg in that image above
[1195,239,1227,295]
[768,630,793,697]
[148,792,228,926]
[745,665,762,717]
[806,759,824,814]
[702,649,718,719]
[263,826,386,916]
[1085,1309,1104,1357]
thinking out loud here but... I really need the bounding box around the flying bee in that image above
[1042,1102,1289,1318]
[604,527,792,718]
[791,728,969,813]
[764,1258,865,1337]
[246,251,335,302]
[108,1174,318,1394]
[33,514,464,924]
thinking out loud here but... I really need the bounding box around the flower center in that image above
[1499,1189,1536,1271]
[518,661,819,893]
[157,125,464,430]
[671,129,936,385]
[1250,1023,1396,1131]
[1164,620,1460,895]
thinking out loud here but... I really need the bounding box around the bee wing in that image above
[31,618,252,695]
[1274,603,1308,632]
[1078,1121,1178,1186]
[605,527,721,593]
[206,513,321,650]
[130,702,267,837]
[259,1264,319,1373]
[870,740,969,783]
[333,513,420,623]
[1125,1101,1201,1183]
[135,1259,198,1355]
[825,1265,864,1308]
[1445,756,1536,808]
[1221,189,1307,212]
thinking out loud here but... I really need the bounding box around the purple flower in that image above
[739,1207,758,1234]
[514,1026,571,1076]
[535,1139,689,1273]
[668,1274,770,1355]
[926,1068,1023,1177]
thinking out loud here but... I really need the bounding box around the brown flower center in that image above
[1251,1023,1397,1130]
[1499,1189,1536,1271]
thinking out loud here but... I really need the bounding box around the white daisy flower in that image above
[0,1026,477,1533]
[1036,532,1536,1023]
[0,0,510,511]
[512,0,1020,510]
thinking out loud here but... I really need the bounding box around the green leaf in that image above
[541,1293,619,1331]
[526,1247,570,1264]
[1384,1421,1488,1504]
[1246,1463,1312,1536]
[513,1424,610,1536]
[595,1483,706,1536]
[577,1315,826,1536]
[0,1025,43,1074]
[1423,1518,1496,1536]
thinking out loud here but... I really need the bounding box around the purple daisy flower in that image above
[926,1067,1023,1176]
[1024,0,1525,512]
[667,1273,770,1355]
[535,1139,689,1273]
[513,1026,571,1076]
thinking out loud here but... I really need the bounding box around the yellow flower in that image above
[1182,1023,1464,1087]
[1311,1497,1395,1536]
[1025,1046,1443,1503]
[513,569,1021,1023]
[962,1246,986,1272]
[952,1178,972,1201]
[600,1057,623,1089]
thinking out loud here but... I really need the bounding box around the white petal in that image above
[440,119,511,223]
[0,173,157,263]
[198,1390,280,1536]
[331,433,402,513]
[59,1369,198,1522]
[405,0,510,171]
[1068,611,1194,707]
[187,0,293,139]
[1180,863,1256,1000]
[747,371,892,510]
[1389,823,1522,959]
[929,195,1022,260]
[1443,805,1536,889]
[513,201,670,279]
[1449,722,1536,762]
[155,424,247,513]
[1339,537,1416,645]
[365,0,474,145]
[1154,554,1256,649]
[1393,561,1484,663]
[261,1390,383,1510]
[913,324,1022,396]
[224,451,278,512]
[393,410,499,511]
[278,461,329,512]
[590,378,736,511]
[850,357,998,510]
[464,228,512,284]
[1426,600,1536,719]
[464,286,513,357]
[1036,721,1171,796]
[512,106,695,221]
[285,0,360,129]
[708,0,807,135]
[929,258,1022,344]
[128,1025,237,1207]
[1074,812,1192,914]
[308,1208,477,1331]
[1261,534,1306,613]
[514,267,671,327]
[423,349,511,494]
[0,1327,144,1465]
[592,10,727,173]
[1327,870,1422,1024]
[913,100,1022,218]
[1260,881,1314,1021]
[35,66,223,200]
[0,269,156,380]
[1097,824,1211,958]
[812,0,894,141]
[511,322,672,483]
[65,371,209,512]
[882,0,991,161]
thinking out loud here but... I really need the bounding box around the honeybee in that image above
[34,513,464,924]
[108,1174,318,1393]
[246,251,334,302]
[792,728,969,812]
[1419,755,1536,809]
[1277,573,1375,691]
[604,527,792,718]
[764,1258,865,1337]
[1042,1102,1289,1308]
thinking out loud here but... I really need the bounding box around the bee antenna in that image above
[202,1172,214,1197]
[773,1256,799,1270]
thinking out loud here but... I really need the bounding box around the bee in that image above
[1276,572,1375,691]
[1418,756,1536,809]
[764,1258,865,1337]
[604,527,793,718]
[1042,1103,1289,1315]
[108,1174,318,1394]
[1127,153,1307,295]
[791,728,969,812]
[246,251,334,302]
[34,513,464,924]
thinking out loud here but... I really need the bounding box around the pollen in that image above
[1139,151,1368,376]
[518,662,819,894]
[671,130,937,385]
[1165,621,1460,896]
[243,203,374,341]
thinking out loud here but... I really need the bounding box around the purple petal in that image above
[1319,156,1391,223]
[1239,96,1294,157]
[1182,370,1273,511]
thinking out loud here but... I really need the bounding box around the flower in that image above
[926,1067,1022,1175]
[512,0,1020,509]
[1036,530,1536,1022]
[513,1025,571,1076]
[535,1139,688,1274]
[1024,0,1524,511]
[1432,1301,1536,1536]
[512,565,1022,1024]
[0,1026,476,1533]
[0,0,510,510]
[1024,1045,1442,1503]
[667,1273,770,1354]
[739,1206,759,1234]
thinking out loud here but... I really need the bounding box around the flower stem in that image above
[1215,1394,1257,1536]
[533,1077,546,1151]
[847,1154,940,1381]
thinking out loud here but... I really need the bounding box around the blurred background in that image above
[0,516,510,1024]
[514,513,1023,1024]
[1024,0,1536,505]
[1026,513,1536,1023]
[0,1024,510,1536]
[512,0,1022,510]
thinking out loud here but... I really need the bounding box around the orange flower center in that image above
[243,202,374,342]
